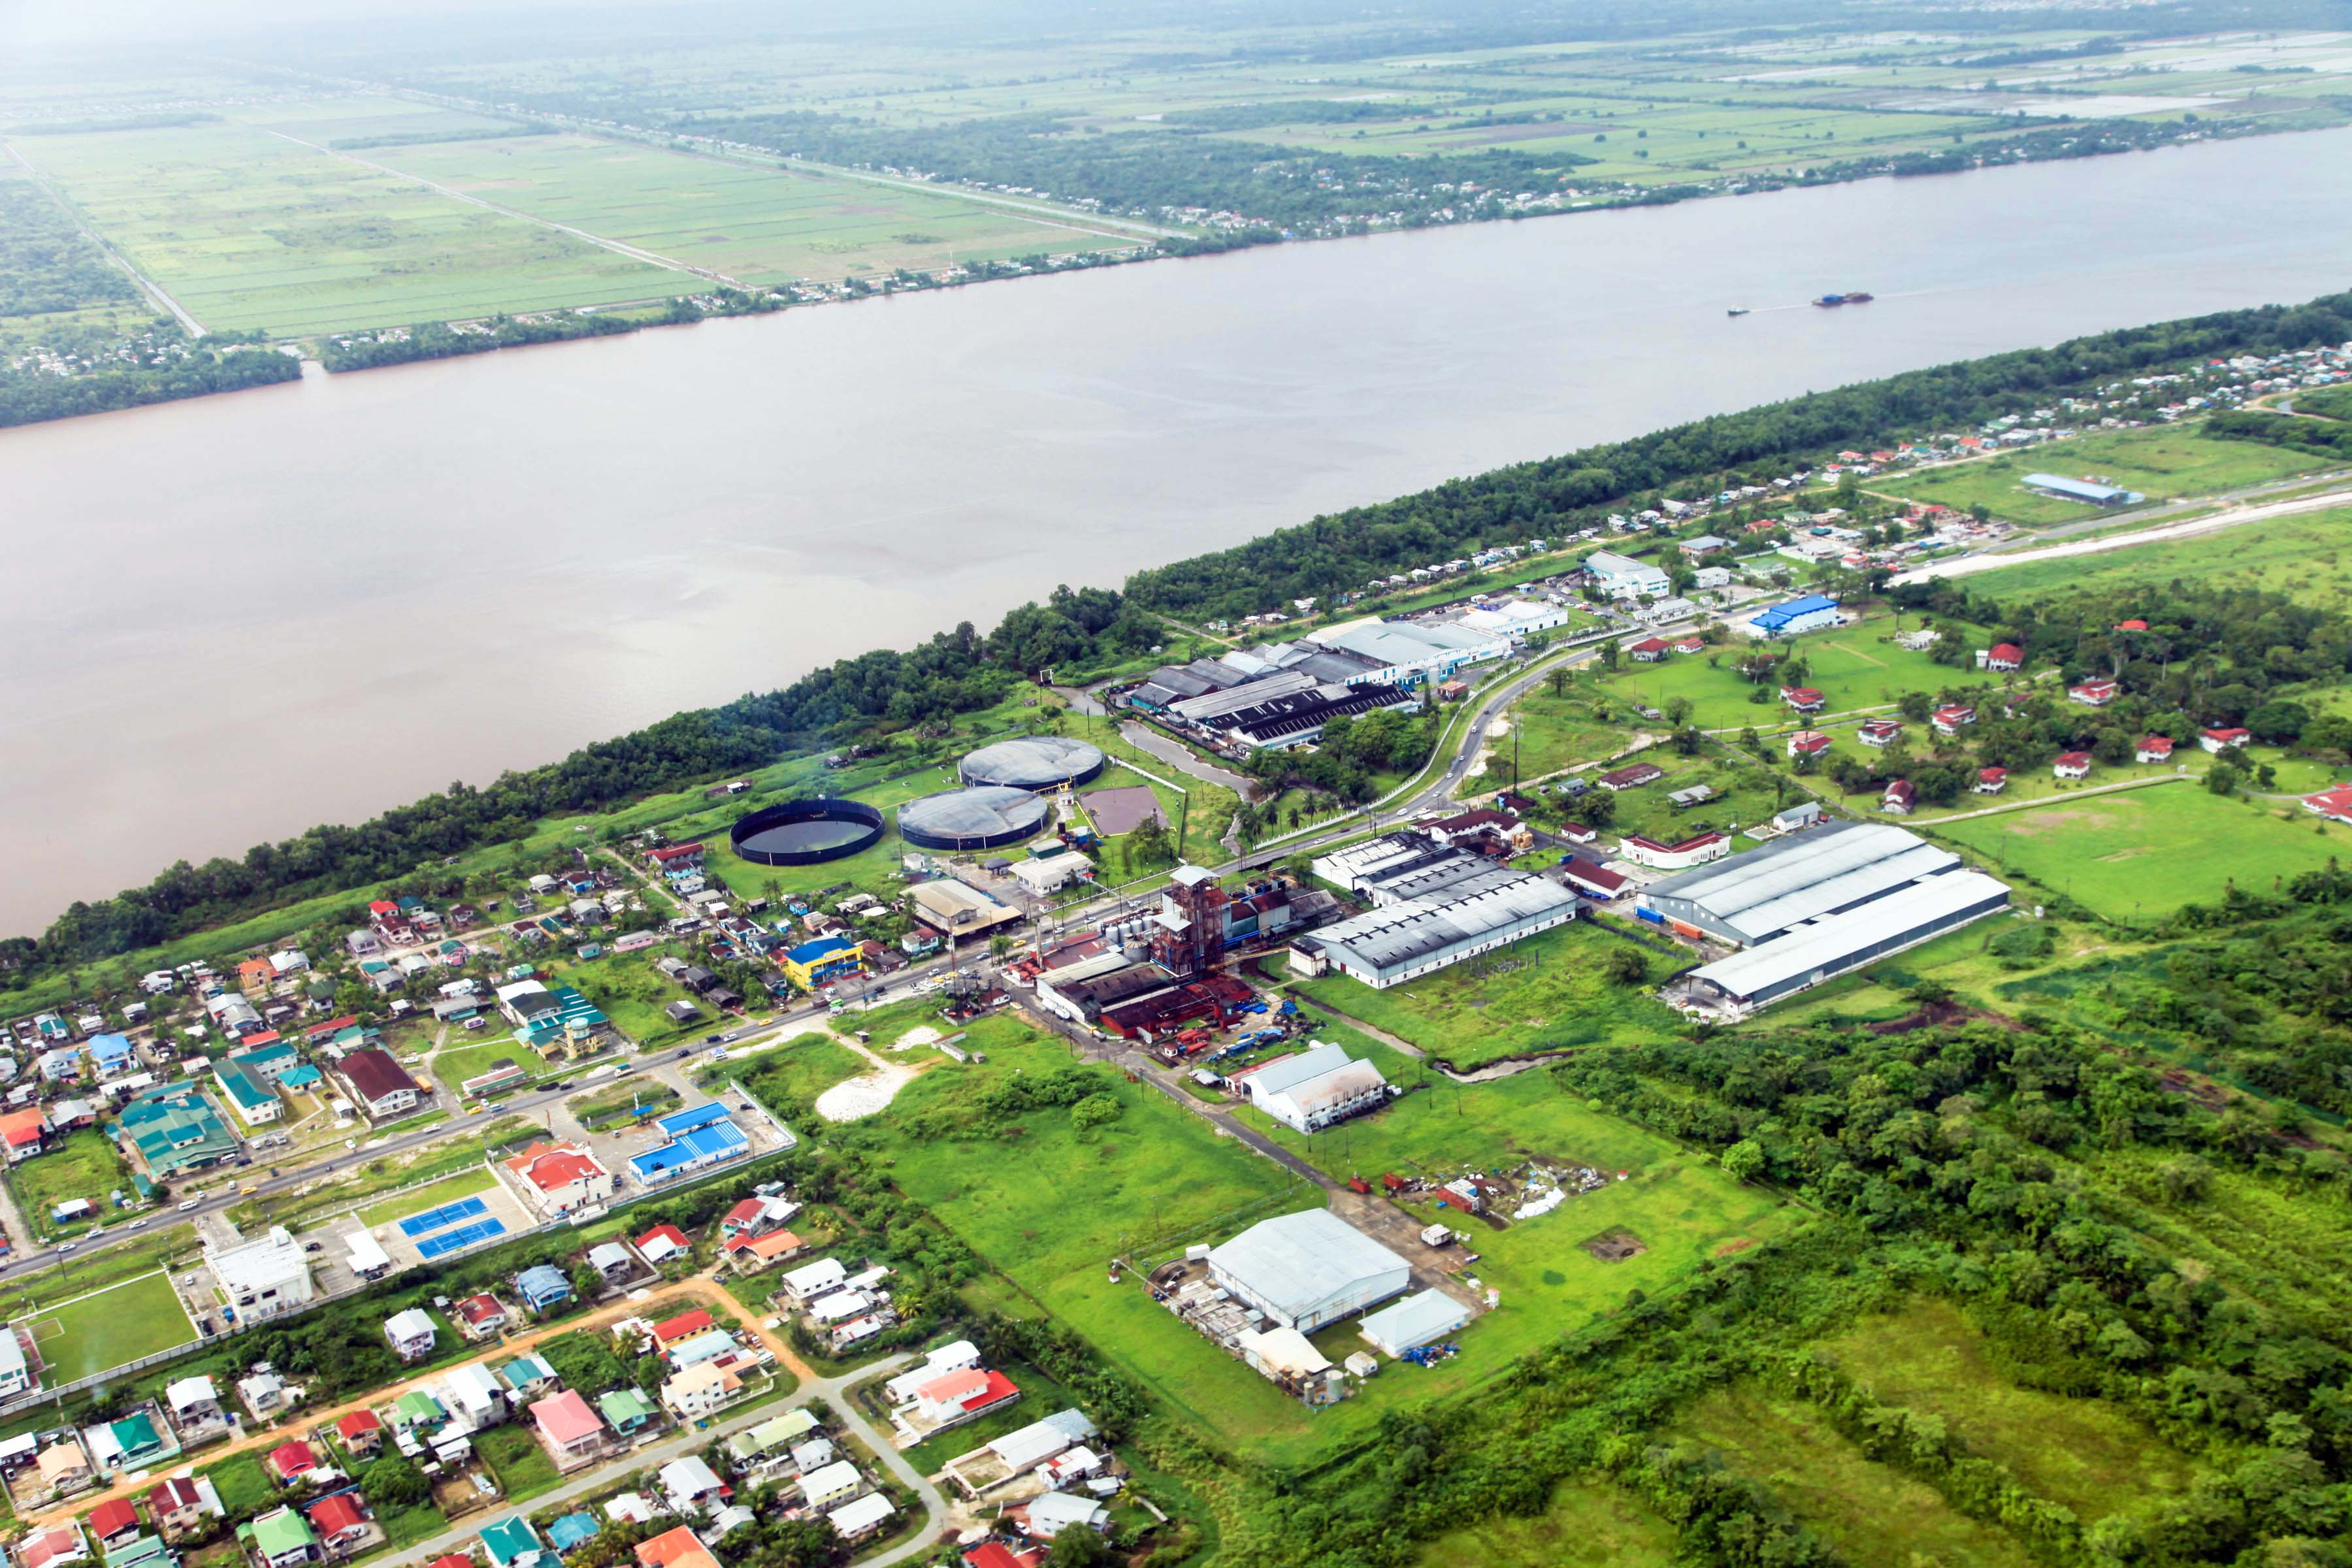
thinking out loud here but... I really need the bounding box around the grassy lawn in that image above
[1294,919,1681,1069]
[355,1169,498,1230]
[478,1423,561,1502]
[19,1269,197,1382]
[567,1080,681,1129]
[1817,1298,2204,1522]
[1953,505,2352,615]
[1416,1480,1677,1568]
[1928,782,2352,918]
[1869,424,2330,525]
[1599,613,1999,732]
[889,1358,1085,1475]
[1484,685,1625,783]
[1675,1382,2037,1567]
[11,1131,134,1236]
[738,1033,870,1107]
[200,1453,273,1517]
[430,1040,553,1095]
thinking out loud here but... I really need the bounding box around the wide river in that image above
[6,129,2352,934]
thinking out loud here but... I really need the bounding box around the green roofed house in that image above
[116,1084,239,1179]
[596,1389,655,1436]
[728,1409,817,1465]
[497,1354,558,1397]
[87,1410,175,1472]
[280,1064,323,1092]
[515,987,610,1058]
[480,1516,545,1568]
[212,1057,282,1128]
[393,1390,447,1432]
[239,1507,318,1568]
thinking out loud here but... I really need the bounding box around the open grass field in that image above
[356,1168,498,1230]
[1416,1480,1677,1567]
[1817,1298,2204,1521]
[478,1422,561,1502]
[1294,919,1682,1069]
[10,1131,133,1236]
[1673,1382,2038,1567]
[18,1268,197,1381]
[200,1452,273,1516]
[1952,505,2352,613]
[1599,613,1999,732]
[1869,425,2332,525]
[1929,781,2352,917]
[7,118,674,335]
[365,131,1125,286]
[430,1039,554,1094]
[1486,687,1625,782]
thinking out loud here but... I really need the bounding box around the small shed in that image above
[1358,1288,1472,1358]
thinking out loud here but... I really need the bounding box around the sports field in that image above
[1869,425,2330,525]
[1295,919,1682,1069]
[17,1269,198,1381]
[357,1169,498,1230]
[1931,782,2352,917]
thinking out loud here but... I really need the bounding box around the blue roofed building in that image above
[514,1265,572,1313]
[1747,594,1841,640]
[781,936,865,992]
[544,1514,600,1554]
[626,1103,750,1188]
[89,1034,136,1077]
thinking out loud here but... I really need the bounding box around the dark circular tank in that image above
[728,797,887,866]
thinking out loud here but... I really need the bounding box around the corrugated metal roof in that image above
[1689,872,2010,1000]
[1358,1288,1471,1354]
[1644,821,1942,939]
[1207,1210,1410,1321]
[1303,870,1578,975]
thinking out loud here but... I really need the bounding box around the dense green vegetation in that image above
[0,176,137,316]
[316,291,785,370]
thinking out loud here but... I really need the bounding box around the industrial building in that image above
[1358,1290,1472,1358]
[1292,835,1578,989]
[1307,619,1509,687]
[1205,1209,1412,1333]
[1216,681,1418,751]
[898,787,1051,852]
[1228,1042,1392,1135]
[957,737,1105,792]
[2024,473,2146,507]
[1638,823,2012,1009]
[1584,551,1671,598]
[1746,594,1841,638]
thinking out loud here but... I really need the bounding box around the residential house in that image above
[1597,762,1664,792]
[779,1258,848,1305]
[1786,730,1832,760]
[88,1412,174,1473]
[391,1391,447,1438]
[453,1295,510,1340]
[1857,719,1903,747]
[722,1230,806,1274]
[1780,687,1825,714]
[1019,1494,1110,1541]
[596,1390,656,1438]
[529,1392,608,1471]
[719,1196,800,1241]
[306,1495,370,1556]
[585,1243,636,1284]
[1984,643,2023,672]
[0,1107,48,1163]
[2136,736,2176,763]
[163,1375,222,1433]
[659,1362,745,1421]
[727,1411,819,1471]
[496,1355,558,1399]
[20,1529,89,1568]
[268,1441,318,1486]
[649,1309,715,1352]
[334,1411,384,1460]
[2068,679,2119,707]
[384,1309,437,1363]
[1626,637,1671,663]
[796,1460,865,1512]
[238,1509,316,1568]
[1882,779,1917,815]
[515,1266,571,1315]
[2201,727,2252,753]
[2053,751,2093,780]
[1974,767,2009,794]
[87,1501,140,1552]
[657,1456,727,1514]
[479,1518,545,1568]
[144,1477,221,1538]
[237,1371,289,1420]
[442,1364,508,1431]
[1617,832,1731,871]
[1931,705,1976,737]
[634,1226,691,1266]
[789,1438,837,1475]
[826,1495,894,1544]
[502,1143,613,1217]
[632,1527,719,1568]
[336,1050,421,1121]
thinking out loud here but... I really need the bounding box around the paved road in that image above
[1891,478,2352,587]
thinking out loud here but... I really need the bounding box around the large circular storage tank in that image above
[956,735,1105,792]
[729,798,885,866]
[898,786,1052,852]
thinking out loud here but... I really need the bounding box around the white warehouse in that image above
[1206,1210,1412,1333]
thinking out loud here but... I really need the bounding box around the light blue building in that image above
[1748,594,1840,639]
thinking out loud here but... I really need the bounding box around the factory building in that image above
[1746,594,1841,639]
[1583,551,1672,598]
[1682,872,2013,1009]
[1637,822,1965,948]
[1292,834,1578,989]
[1217,682,1419,752]
[2024,473,2146,507]
[1227,1042,1392,1135]
[1205,1210,1412,1333]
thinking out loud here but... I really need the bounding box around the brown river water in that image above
[5,127,2352,934]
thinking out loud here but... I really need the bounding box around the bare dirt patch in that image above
[1582,1227,1646,1262]
[1714,1237,1759,1257]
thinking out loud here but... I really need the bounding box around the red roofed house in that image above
[1857,719,1903,747]
[146,1477,214,1537]
[636,1526,723,1568]
[2302,786,2352,826]
[2201,727,2251,753]
[1882,779,1917,815]
[335,1410,384,1459]
[912,1367,1022,1431]
[2068,679,2118,707]
[0,1107,48,1163]
[962,1544,1045,1568]
[1975,766,2008,794]
[86,1500,140,1550]
[268,1441,317,1484]
[306,1494,370,1553]
[2136,736,2176,763]
[1932,705,1976,737]
[1780,687,1825,713]
[1617,832,1731,871]
[1558,858,1629,901]
[531,1390,611,1471]
[453,1294,510,1340]
[2115,619,2148,632]
[636,1224,691,1266]
[651,1309,714,1349]
[1627,637,1671,663]
[1673,636,1705,655]
[719,1197,798,1241]
[336,1048,421,1122]
[1786,730,1832,759]
[19,1527,88,1568]
[502,1141,614,1216]
[1558,823,1598,845]
[1599,762,1664,791]
[429,1557,476,1568]
[1984,643,2023,672]
[2053,751,2092,780]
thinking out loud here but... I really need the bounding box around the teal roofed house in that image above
[239,1508,317,1568]
[229,1041,299,1077]
[116,1085,238,1178]
[515,987,609,1056]
[545,1514,599,1554]
[596,1389,655,1435]
[103,1411,169,1467]
[480,1516,545,1568]
[497,1353,557,1395]
[280,1064,323,1091]
[211,1057,282,1127]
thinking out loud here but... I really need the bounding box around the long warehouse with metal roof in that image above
[1637,821,1965,947]
[1682,870,2013,1009]
[1289,849,1579,989]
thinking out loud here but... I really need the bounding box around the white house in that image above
[385,1308,437,1363]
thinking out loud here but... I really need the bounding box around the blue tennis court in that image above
[399,1195,489,1238]
[417,1218,506,1259]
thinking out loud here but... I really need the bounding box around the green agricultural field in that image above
[1952,506,2352,614]
[1818,1299,2204,1522]
[1929,781,2352,917]
[10,1130,133,1233]
[1674,1383,2038,1568]
[16,1269,196,1381]
[1601,616,1998,732]
[1870,425,2331,525]
[364,131,1127,286]
[6,117,675,335]
[1417,1481,1677,1568]
[1294,919,1681,1069]
[356,1169,498,1230]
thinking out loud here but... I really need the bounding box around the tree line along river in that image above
[5,126,2352,934]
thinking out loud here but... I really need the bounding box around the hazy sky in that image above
[2,0,733,53]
